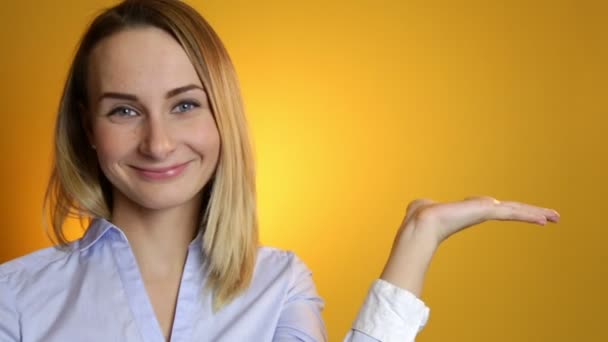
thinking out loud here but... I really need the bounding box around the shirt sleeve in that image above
[0,271,20,341]
[272,254,430,342]
[272,253,328,342]
[343,279,430,342]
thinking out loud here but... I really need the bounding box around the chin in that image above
[121,187,206,212]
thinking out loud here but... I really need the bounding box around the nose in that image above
[138,116,176,160]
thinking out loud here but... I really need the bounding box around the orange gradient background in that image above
[1,1,606,341]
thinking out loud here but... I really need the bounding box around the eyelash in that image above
[173,101,200,113]
[108,100,201,117]
[109,107,137,117]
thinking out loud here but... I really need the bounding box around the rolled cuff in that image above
[352,279,430,342]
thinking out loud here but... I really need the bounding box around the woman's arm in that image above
[274,196,559,342]
[357,196,559,341]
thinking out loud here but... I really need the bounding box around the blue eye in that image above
[109,107,138,117]
[173,101,200,113]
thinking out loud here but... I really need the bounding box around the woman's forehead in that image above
[87,26,202,96]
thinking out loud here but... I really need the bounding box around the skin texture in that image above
[85,27,220,340]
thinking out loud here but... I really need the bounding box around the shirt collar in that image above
[78,217,205,252]
[78,218,123,252]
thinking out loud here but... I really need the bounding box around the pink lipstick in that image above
[132,161,190,181]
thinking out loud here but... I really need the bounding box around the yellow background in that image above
[1,0,606,341]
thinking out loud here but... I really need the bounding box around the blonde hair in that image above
[45,0,258,311]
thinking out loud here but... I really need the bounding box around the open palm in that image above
[381,195,560,297]
[401,196,560,245]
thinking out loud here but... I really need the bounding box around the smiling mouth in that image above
[131,161,191,180]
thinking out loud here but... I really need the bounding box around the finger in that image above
[463,197,560,223]
[497,201,560,224]
[411,197,557,243]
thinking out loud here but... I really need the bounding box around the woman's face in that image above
[85,27,220,212]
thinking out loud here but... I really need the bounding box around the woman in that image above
[0,0,559,341]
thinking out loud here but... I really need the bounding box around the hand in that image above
[380,196,560,297]
[399,196,560,245]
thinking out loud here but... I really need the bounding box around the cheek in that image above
[187,115,221,159]
[92,122,135,167]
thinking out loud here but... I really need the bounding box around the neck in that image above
[110,193,203,280]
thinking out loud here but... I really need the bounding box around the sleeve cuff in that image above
[352,279,430,342]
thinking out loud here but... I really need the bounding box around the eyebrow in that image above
[97,84,205,103]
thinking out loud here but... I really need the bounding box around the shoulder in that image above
[0,245,74,279]
[0,219,114,288]
[256,246,297,265]
[253,246,319,298]
[255,246,312,278]
[0,244,77,293]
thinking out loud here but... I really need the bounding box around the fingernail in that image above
[549,212,560,222]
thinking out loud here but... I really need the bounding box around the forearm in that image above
[379,230,437,298]
[341,231,436,342]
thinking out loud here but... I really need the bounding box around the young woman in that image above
[0,0,559,341]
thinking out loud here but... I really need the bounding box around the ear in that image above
[79,102,95,148]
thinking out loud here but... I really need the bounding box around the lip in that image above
[131,161,191,180]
